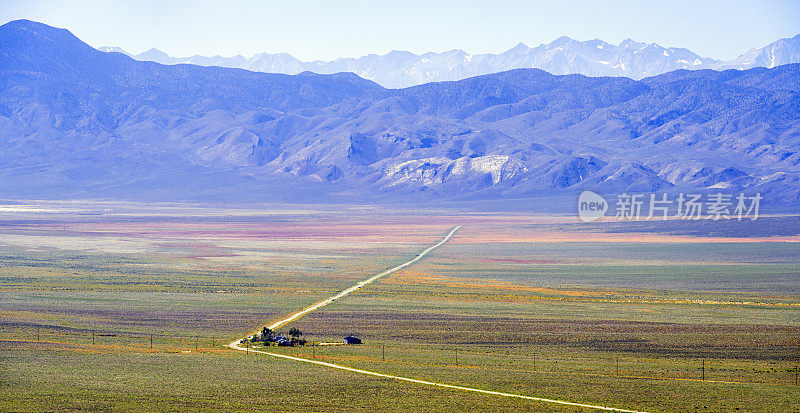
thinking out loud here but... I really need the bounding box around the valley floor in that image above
[1,202,798,412]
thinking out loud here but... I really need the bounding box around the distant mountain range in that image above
[100,34,800,88]
[2,20,799,207]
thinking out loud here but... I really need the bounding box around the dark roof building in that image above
[343,336,362,345]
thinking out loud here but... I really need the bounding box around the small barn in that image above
[343,336,361,345]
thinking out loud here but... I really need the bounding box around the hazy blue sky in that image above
[2,0,798,60]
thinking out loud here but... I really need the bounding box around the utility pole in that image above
[533,353,536,371]
[616,356,620,377]
[702,359,705,381]
[150,333,153,349]
[382,344,385,362]
[455,349,458,366]
[92,331,95,346]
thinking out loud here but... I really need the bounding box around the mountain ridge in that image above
[99,33,800,88]
[2,20,799,207]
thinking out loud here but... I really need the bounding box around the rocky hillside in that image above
[2,20,799,206]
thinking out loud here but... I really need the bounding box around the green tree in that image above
[288,327,302,339]
[261,327,274,342]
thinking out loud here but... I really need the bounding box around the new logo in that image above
[578,190,607,222]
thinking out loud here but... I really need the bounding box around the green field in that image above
[1,204,798,412]
[3,348,568,412]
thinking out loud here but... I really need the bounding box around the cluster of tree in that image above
[249,326,306,347]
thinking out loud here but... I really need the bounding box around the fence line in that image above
[1,323,226,350]
[3,323,798,387]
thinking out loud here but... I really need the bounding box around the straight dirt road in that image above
[226,226,647,413]
[266,225,461,331]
